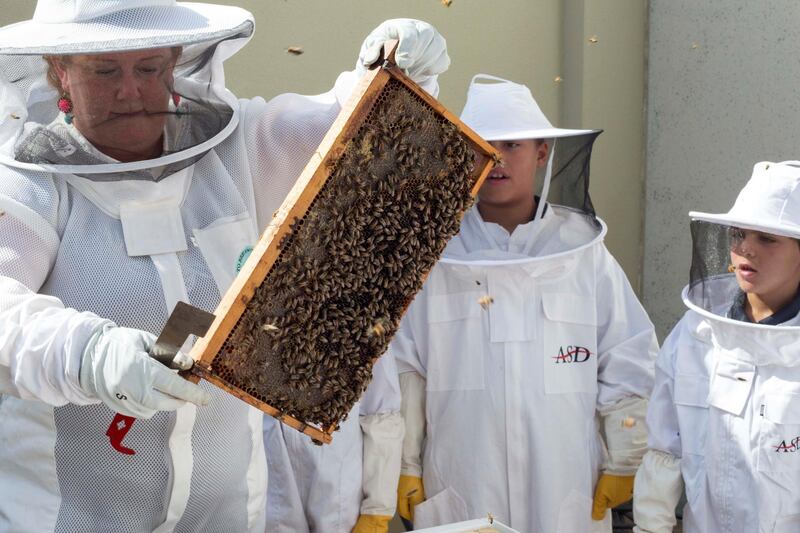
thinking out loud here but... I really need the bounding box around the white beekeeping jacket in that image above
[645,276,800,533]
[392,204,657,533]
[0,22,361,531]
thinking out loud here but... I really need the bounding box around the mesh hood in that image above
[686,219,743,316]
[0,1,254,181]
[537,130,602,223]
[686,219,800,332]
[458,74,602,224]
[683,220,800,368]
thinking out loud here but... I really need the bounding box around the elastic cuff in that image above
[400,464,422,477]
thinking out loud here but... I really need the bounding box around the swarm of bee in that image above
[213,79,478,428]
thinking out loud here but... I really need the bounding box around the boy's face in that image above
[729,228,800,300]
[478,139,549,210]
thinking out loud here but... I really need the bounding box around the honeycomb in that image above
[211,78,481,429]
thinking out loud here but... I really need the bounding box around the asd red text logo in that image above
[552,345,593,364]
[773,437,800,452]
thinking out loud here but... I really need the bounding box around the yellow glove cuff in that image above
[397,474,425,522]
[591,473,634,520]
[352,514,392,533]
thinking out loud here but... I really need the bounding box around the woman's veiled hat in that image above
[0,0,255,176]
[0,0,253,55]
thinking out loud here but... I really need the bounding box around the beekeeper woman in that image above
[391,76,658,532]
[0,1,448,531]
[634,162,800,533]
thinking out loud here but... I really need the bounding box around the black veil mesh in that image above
[536,130,602,225]
[687,219,742,314]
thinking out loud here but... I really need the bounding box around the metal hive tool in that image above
[184,41,498,443]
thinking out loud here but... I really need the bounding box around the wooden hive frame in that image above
[184,41,498,443]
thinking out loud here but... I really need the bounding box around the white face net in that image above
[0,2,254,181]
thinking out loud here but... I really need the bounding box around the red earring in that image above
[57,93,74,124]
[172,92,181,107]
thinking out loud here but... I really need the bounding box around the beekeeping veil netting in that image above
[686,161,800,317]
[0,0,254,181]
[459,74,602,226]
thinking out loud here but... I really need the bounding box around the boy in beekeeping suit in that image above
[390,75,658,532]
[634,161,800,533]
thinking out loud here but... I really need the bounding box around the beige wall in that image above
[211,1,562,121]
[564,0,647,291]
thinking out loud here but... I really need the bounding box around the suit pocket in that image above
[193,213,258,295]
[426,292,486,392]
[542,292,598,395]
[758,393,800,473]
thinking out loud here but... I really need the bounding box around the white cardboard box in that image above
[411,518,520,533]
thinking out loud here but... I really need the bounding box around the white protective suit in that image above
[0,4,437,531]
[0,77,343,533]
[263,351,403,532]
[636,282,800,533]
[392,203,658,532]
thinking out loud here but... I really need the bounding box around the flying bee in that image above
[478,295,495,310]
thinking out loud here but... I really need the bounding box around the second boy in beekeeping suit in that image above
[634,161,800,533]
[391,75,658,532]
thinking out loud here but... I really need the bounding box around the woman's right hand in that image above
[79,325,211,418]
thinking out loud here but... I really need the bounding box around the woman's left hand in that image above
[356,19,450,96]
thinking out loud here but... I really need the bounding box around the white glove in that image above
[79,325,211,418]
[356,18,450,97]
[633,449,683,533]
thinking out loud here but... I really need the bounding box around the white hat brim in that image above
[689,210,800,240]
[480,127,600,141]
[0,2,254,55]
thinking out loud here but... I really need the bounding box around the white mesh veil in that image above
[0,0,254,181]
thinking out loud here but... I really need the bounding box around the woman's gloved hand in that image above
[80,324,211,418]
[397,474,425,524]
[592,473,635,520]
[356,19,450,96]
[351,514,391,533]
